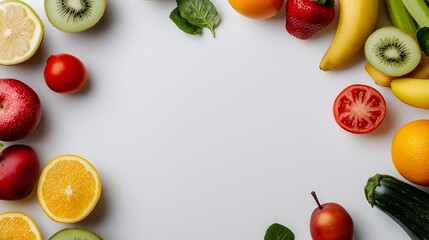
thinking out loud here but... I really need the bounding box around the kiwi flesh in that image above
[49,227,103,240]
[45,0,106,32]
[364,26,421,77]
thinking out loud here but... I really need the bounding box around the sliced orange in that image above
[0,211,42,239]
[37,154,101,223]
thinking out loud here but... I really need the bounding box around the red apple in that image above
[310,191,354,240]
[0,79,42,141]
[0,144,40,200]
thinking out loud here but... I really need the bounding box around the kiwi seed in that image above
[58,1,93,22]
[364,26,421,77]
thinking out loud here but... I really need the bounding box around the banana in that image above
[365,63,395,87]
[365,56,429,87]
[408,55,429,78]
[319,0,379,71]
[391,78,429,109]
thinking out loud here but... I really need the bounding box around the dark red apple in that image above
[0,78,42,141]
[0,144,40,200]
[310,191,354,240]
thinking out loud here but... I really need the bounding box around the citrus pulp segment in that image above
[0,211,42,240]
[37,154,102,223]
[0,0,44,65]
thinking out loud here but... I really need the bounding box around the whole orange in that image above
[391,119,429,186]
[228,0,284,19]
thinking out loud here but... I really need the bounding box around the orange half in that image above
[0,211,42,239]
[37,154,101,223]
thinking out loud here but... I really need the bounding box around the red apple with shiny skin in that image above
[0,79,42,141]
[0,145,40,200]
[310,191,354,240]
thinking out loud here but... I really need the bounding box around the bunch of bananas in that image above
[365,0,429,109]
[320,0,429,110]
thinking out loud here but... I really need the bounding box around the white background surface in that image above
[0,0,426,239]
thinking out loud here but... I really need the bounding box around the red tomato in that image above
[44,54,87,94]
[333,84,386,134]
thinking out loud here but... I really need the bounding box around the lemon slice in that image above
[37,154,102,223]
[0,0,44,65]
[0,211,42,240]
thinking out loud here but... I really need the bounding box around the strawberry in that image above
[286,0,335,40]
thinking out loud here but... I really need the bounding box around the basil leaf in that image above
[264,223,295,240]
[170,8,203,35]
[176,0,220,38]
[417,27,429,57]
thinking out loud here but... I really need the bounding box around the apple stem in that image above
[311,191,323,210]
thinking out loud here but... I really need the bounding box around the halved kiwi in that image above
[45,0,106,32]
[49,227,102,240]
[364,26,421,77]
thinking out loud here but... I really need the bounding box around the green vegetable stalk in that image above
[402,0,429,27]
[385,0,417,36]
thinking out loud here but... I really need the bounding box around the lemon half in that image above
[0,0,44,65]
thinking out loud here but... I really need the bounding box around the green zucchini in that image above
[365,174,429,240]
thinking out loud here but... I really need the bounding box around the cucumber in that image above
[365,174,429,240]
[49,227,103,240]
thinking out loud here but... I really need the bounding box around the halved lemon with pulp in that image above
[37,154,102,223]
[0,0,44,65]
[0,211,42,239]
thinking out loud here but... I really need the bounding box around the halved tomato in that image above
[333,84,386,134]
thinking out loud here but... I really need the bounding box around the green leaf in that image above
[264,223,295,240]
[417,27,429,57]
[176,0,220,38]
[169,8,203,35]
